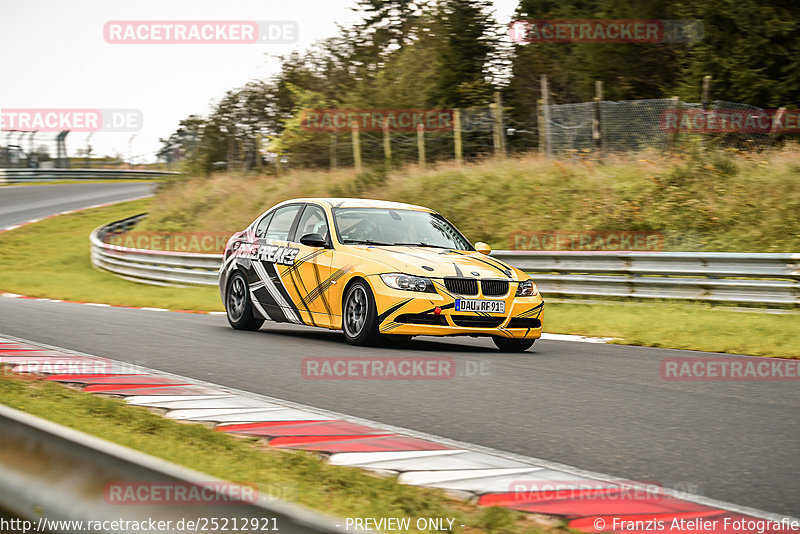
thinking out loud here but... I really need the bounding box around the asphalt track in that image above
[0,184,797,518]
[0,182,155,229]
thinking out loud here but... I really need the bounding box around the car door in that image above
[249,203,306,324]
[281,204,336,328]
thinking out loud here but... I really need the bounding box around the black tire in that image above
[225,271,264,331]
[342,280,379,346]
[492,336,535,352]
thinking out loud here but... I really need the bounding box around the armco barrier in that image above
[90,215,800,305]
[91,214,220,286]
[0,168,178,183]
[0,404,358,534]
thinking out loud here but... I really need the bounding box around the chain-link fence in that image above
[275,96,790,172]
[544,98,780,155]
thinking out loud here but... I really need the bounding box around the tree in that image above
[431,0,499,107]
[674,0,800,107]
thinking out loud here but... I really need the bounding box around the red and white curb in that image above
[1,334,795,533]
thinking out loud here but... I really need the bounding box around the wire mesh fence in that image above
[544,98,781,155]
[272,96,789,172]
[8,94,783,171]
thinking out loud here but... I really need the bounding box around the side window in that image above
[254,212,274,238]
[264,205,302,242]
[296,205,329,241]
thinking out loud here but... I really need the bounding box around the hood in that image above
[349,245,522,281]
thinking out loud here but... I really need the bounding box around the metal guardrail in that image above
[0,404,357,534]
[0,168,178,183]
[90,216,800,305]
[492,251,800,305]
[91,215,220,287]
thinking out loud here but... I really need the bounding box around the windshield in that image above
[332,208,472,250]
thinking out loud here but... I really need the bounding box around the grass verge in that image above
[140,148,800,252]
[0,373,558,534]
[0,200,796,357]
[0,198,222,311]
[545,301,800,358]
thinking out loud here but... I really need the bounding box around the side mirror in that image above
[300,233,328,248]
[474,242,492,255]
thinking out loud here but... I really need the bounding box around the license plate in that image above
[455,299,505,313]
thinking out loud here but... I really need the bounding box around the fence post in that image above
[701,75,712,151]
[254,134,263,170]
[701,76,711,111]
[351,122,362,173]
[537,99,545,157]
[417,123,426,166]
[330,132,338,170]
[593,81,603,157]
[668,96,682,153]
[383,119,392,165]
[770,107,786,145]
[492,91,506,157]
[453,109,463,165]
[540,75,551,158]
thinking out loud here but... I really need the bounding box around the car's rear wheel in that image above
[493,336,535,352]
[342,280,379,346]
[226,271,264,331]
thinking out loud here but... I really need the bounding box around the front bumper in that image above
[368,275,544,339]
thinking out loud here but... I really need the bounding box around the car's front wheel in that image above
[225,271,264,331]
[492,336,535,352]
[342,280,379,346]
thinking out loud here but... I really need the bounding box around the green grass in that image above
[140,148,800,252]
[0,374,558,534]
[0,198,796,357]
[545,302,800,358]
[0,199,223,311]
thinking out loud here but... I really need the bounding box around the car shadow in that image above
[255,326,501,353]
[208,322,536,354]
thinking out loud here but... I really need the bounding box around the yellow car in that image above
[219,198,543,351]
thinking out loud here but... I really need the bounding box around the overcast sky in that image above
[0,0,518,163]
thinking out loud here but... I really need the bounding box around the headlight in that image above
[516,279,539,297]
[380,273,435,293]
